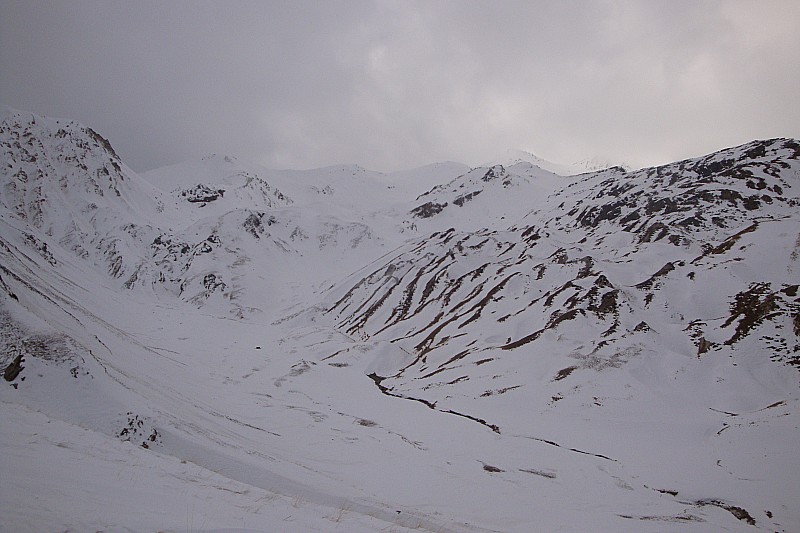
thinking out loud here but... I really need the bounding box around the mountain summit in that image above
[1,109,799,532]
[485,148,623,175]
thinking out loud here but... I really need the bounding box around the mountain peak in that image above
[484,148,611,176]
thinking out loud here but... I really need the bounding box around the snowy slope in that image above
[1,109,799,532]
[485,148,622,176]
[317,137,800,530]
[406,162,574,233]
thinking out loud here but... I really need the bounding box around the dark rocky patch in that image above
[243,211,276,238]
[635,262,677,290]
[23,232,56,265]
[553,366,578,381]
[118,412,162,449]
[480,385,520,397]
[481,165,506,182]
[410,201,447,219]
[722,283,779,346]
[519,468,556,479]
[453,190,481,207]
[695,499,756,525]
[619,513,704,523]
[181,184,225,203]
[202,273,226,292]
[3,353,23,382]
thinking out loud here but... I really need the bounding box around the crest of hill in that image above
[485,148,624,176]
[143,155,471,214]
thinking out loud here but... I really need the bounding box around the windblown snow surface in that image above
[1,107,799,532]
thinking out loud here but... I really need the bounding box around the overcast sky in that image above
[2,1,799,173]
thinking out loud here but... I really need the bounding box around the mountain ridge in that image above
[1,109,799,532]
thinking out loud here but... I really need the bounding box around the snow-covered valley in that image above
[1,107,798,532]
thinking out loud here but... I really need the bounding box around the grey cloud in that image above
[1,0,798,172]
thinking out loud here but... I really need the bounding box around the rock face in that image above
[180,184,225,203]
[0,108,166,283]
[410,200,447,218]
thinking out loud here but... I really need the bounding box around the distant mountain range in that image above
[2,107,798,532]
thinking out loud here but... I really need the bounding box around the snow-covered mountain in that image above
[1,108,798,532]
[485,148,625,176]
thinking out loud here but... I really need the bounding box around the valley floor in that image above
[2,285,797,532]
